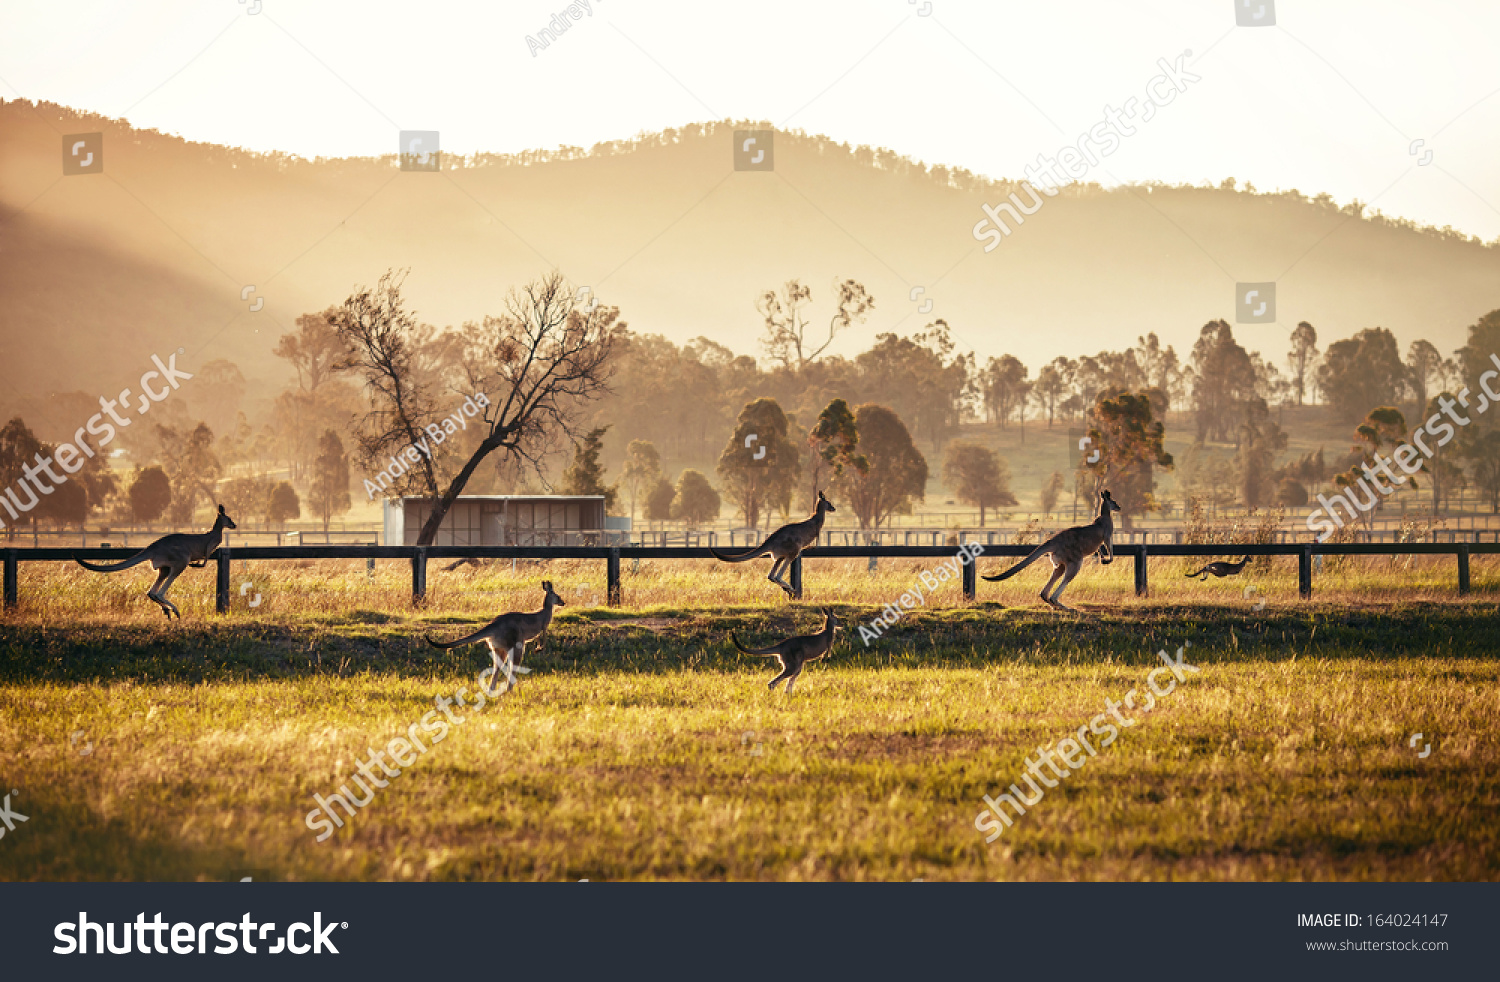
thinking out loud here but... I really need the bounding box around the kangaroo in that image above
[1185,556,1250,580]
[981,489,1122,611]
[710,490,835,599]
[74,504,237,619]
[730,607,841,693]
[426,581,565,696]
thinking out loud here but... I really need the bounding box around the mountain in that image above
[3,98,1497,411]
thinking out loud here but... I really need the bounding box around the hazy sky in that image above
[2,0,1498,240]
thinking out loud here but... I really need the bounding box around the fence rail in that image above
[4,540,1497,613]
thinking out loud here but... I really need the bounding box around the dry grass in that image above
[1,557,1497,881]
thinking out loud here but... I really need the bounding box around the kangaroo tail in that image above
[75,551,152,573]
[426,628,489,650]
[1184,567,1207,579]
[730,633,781,656]
[710,543,773,563]
[980,542,1049,581]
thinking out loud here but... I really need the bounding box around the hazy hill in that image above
[3,98,1497,409]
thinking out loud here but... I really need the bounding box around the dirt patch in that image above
[604,618,679,631]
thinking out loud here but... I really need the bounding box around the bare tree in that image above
[334,270,622,546]
[756,278,873,371]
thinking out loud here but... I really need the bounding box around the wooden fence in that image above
[3,541,1497,612]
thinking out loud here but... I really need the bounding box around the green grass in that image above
[2,589,1497,881]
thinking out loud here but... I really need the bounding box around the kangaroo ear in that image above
[543,580,552,590]
[218,504,225,514]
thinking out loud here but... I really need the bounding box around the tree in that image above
[941,442,1017,526]
[156,422,221,524]
[619,440,661,522]
[1316,327,1406,421]
[129,466,172,524]
[1039,471,1065,515]
[559,426,619,511]
[1406,340,1443,416]
[192,359,247,438]
[1462,430,1500,513]
[220,475,274,525]
[981,355,1028,427]
[644,475,676,525]
[855,321,972,447]
[0,417,45,536]
[671,469,720,527]
[268,481,301,527]
[1190,320,1258,441]
[806,398,866,507]
[1080,391,1173,528]
[310,430,352,531]
[1033,362,1068,427]
[1235,398,1288,510]
[335,270,621,546]
[276,308,350,394]
[1287,321,1319,406]
[716,398,800,528]
[834,404,928,530]
[1334,406,1409,527]
[756,278,874,371]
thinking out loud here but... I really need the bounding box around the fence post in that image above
[791,556,803,598]
[412,548,427,605]
[1299,545,1313,599]
[215,548,231,613]
[607,547,621,606]
[3,549,16,610]
[1458,544,1471,596]
[1133,544,1148,597]
[962,551,976,602]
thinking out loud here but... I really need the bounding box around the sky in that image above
[2,0,1498,242]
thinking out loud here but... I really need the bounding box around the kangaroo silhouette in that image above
[982,490,1121,611]
[731,608,841,693]
[427,581,566,695]
[74,505,237,619]
[710,491,835,599]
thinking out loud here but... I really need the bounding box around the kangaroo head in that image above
[1100,489,1121,514]
[816,490,836,513]
[216,504,238,530]
[822,606,841,631]
[542,580,566,607]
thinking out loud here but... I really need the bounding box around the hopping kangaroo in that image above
[710,491,835,599]
[426,581,565,695]
[982,489,1122,611]
[74,504,237,619]
[730,607,841,693]
[1185,556,1250,580]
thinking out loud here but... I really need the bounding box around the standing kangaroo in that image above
[426,581,565,695]
[710,491,835,599]
[730,607,841,693]
[1185,556,1250,580]
[982,489,1122,611]
[74,504,237,619]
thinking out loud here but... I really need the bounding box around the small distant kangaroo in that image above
[730,607,841,693]
[710,491,835,599]
[982,489,1122,611]
[74,504,237,619]
[426,581,566,695]
[1185,556,1250,580]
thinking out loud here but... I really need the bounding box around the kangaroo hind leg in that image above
[1048,562,1083,611]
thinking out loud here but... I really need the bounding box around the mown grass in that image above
[1,558,1497,881]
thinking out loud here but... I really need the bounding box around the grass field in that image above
[1,558,1497,881]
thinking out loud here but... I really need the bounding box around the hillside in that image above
[3,98,1498,410]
